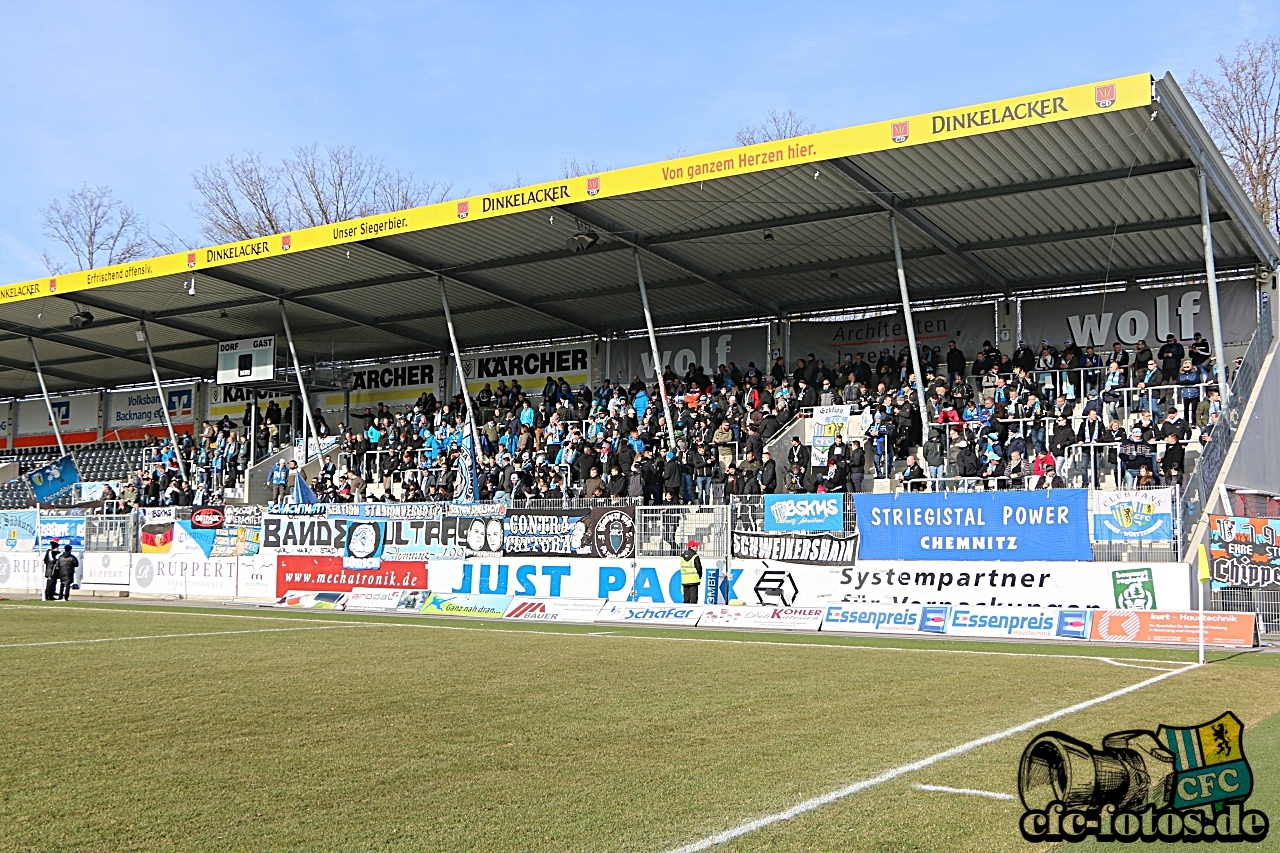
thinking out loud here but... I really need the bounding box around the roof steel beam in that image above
[959,212,1228,253]
[823,158,1010,292]
[0,318,202,376]
[0,352,104,387]
[196,266,450,351]
[53,292,226,344]
[1154,74,1280,269]
[355,239,602,337]
[558,203,782,316]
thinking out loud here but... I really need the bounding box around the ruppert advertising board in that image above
[853,490,1091,561]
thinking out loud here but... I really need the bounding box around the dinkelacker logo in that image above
[891,120,909,143]
[457,200,469,220]
[1019,712,1268,842]
[1095,83,1117,108]
[586,176,600,196]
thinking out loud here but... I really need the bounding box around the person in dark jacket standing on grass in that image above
[43,539,60,601]
[55,545,78,601]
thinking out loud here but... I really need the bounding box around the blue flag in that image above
[27,455,81,504]
[292,472,319,505]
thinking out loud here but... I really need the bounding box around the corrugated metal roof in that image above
[4,74,1276,399]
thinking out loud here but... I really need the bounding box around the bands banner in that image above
[1208,516,1280,587]
[732,531,857,563]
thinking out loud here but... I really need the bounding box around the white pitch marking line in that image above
[662,662,1199,853]
[1095,657,1184,672]
[913,784,1017,801]
[0,603,1201,668]
[0,625,348,649]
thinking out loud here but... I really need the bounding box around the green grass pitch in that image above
[1,601,1278,852]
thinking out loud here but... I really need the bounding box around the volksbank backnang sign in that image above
[763,494,844,532]
[853,490,1091,561]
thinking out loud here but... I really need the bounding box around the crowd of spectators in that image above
[105,330,1225,508]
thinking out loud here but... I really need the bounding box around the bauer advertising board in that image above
[853,490,1091,561]
[502,597,606,623]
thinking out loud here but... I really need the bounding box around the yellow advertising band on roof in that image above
[1,73,1152,307]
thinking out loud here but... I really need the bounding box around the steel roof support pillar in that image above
[279,301,319,465]
[139,321,185,480]
[1198,169,1231,408]
[891,215,931,430]
[439,278,481,454]
[27,337,66,458]
[635,251,677,453]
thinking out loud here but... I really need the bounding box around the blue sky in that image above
[1,1,1275,284]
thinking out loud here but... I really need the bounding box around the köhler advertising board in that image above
[853,490,1091,561]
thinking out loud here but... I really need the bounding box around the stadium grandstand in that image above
[1,71,1277,568]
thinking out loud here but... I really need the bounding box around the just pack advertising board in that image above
[615,327,769,382]
[461,344,594,396]
[853,490,1091,561]
[790,304,995,371]
[430,557,691,603]
[763,494,845,532]
[1091,489,1175,541]
[1208,516,1280,587]
[727,559,1191,610]
[1020,280,1258,350]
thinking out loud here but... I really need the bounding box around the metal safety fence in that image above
[636,505,730,559]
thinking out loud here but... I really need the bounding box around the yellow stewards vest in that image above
[680,555,700,585]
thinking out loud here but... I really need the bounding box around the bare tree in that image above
[735,109,816,146]
[560,158,602,178]
[1187,37,1280,240]
[40,184,151,274]
[191,146,453,242]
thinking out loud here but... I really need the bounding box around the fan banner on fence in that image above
[727,559,1192,610]
[37,511,85,553]
[732,531,857,563]
[1089,610,1257,647]
[1207,516,1280,587]
[809,405,853,460]
[853,490,1091,561]
[762,494,845,532]
[0,509,38,552]
[1090,489,1174,541]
